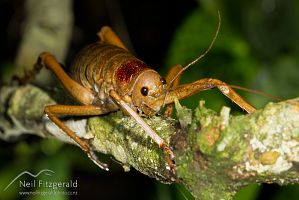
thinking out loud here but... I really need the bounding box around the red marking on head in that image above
[116,60,148,82]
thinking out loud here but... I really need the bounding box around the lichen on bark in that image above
[88,112,177,182]
[173,98,299,199]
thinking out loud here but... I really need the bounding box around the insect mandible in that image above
[24,14,256,174]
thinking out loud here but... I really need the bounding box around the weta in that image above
[24,20,256,173]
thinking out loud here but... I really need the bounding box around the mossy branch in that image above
[1,84,299,200]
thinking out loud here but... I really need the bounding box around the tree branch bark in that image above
[1,84,299,200]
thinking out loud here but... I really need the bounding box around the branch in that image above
[1,84,299,200]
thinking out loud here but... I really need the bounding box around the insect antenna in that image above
[169,11,221,87]
[230,85,283,101]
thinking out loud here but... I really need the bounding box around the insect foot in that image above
[161,143,175,174]
[86,149,109,171]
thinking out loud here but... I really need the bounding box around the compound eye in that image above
[161,78,167,85]
[140,87,149,96]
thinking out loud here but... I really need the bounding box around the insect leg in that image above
[164,64,182,117]
[109,90,175,173]
[97,26,128,51]
[13,56,44,84]
[44,104,110,171]
[164,78,256,113]
[37,52,95,105]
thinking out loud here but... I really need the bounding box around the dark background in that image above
[1,0,299,199]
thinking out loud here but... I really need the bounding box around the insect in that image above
[22,14,256,174]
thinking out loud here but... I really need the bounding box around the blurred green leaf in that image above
[40,139,64,156]
[250,56,299,107]
[0,163,30,200]
[233,184,261,200]
[153,182,195,200]
[271,184,299,200]
[172,184,195,200]
[164,7,259,111]
[154,182,172,200]
[0,62,15,78]
[31,151,72,200]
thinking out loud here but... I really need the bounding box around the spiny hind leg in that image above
[97,26,128,51]
[13,57,44,84]
[203,78,256,113]
[167,78,256,113]
[164,64,182,117]
[45,104,110,171]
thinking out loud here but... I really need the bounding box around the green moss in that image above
[174,99,192,128]
[8,85,55,120]
[174,101,237,199]
[88,111,176,182]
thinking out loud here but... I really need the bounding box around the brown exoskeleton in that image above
[24,15,256,173]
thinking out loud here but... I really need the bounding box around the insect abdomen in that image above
[69,42,149,96]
